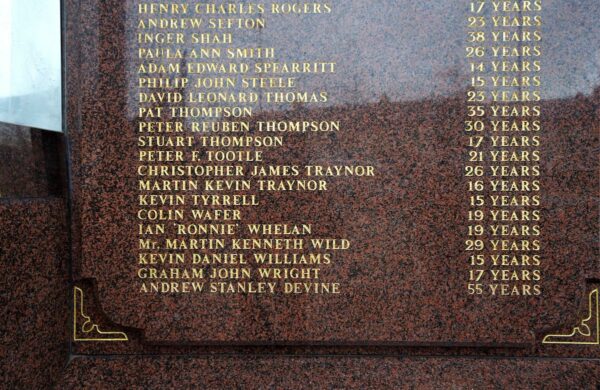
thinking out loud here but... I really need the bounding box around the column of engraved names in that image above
[135,2,374,295]
[465,0,542,297]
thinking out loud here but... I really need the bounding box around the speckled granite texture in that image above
[0,0,598,387]
[65,0,599,345]
[58,356,600,389]
[0,199,69,388]
[0,124,65,198]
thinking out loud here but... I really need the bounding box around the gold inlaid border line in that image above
[542,288,599,346]
[73,286,128,342]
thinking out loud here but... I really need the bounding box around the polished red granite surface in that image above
[0,124,65,198]
[65,0,599,345]
[0,0,598,387]
[58,356,600,389]
[0,199,69,388]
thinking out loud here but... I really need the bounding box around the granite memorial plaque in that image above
[1,0,599,387]
[69,0,599,345]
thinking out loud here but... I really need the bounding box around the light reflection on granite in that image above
[62,0,600,347]
[0,122,65,198]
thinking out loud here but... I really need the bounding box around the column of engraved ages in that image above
[135,2,375,295]
[465,0,542,297]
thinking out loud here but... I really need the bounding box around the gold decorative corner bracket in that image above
[542,288,599,346]
[73,286,128,342]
